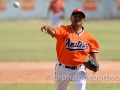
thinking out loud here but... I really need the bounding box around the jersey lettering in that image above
[65,38,88,51]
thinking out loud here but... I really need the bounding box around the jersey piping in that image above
[70,25,84,36]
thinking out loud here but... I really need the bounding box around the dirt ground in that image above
[0,61,120,84]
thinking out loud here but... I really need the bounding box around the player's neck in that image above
[71,25,82,34]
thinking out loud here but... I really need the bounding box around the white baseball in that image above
[13,2,20,8]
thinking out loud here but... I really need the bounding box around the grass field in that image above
[0,20,120,90]
[0,83,120,90]
[0,20,120,61]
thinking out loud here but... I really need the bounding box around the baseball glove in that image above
[83,56,99,72]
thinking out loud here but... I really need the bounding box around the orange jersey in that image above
[0,1,6,10]
[50,0,64,13]
[53,25,99,66]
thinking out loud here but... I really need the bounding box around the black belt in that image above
[59,63,78,70]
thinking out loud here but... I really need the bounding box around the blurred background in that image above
[0,0,120,20]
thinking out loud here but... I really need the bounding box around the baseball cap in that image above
[71,8,85,18]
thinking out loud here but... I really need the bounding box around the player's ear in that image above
[82,18,85,22]
[70,17,72,22]
[84,18,85,21]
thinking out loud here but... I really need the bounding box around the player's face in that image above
[70,12,85,26]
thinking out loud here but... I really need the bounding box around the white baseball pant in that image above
[51,12,61,26]
[55,61,86,90]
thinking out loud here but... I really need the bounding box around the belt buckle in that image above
[74,66,77,69]
[65,65,77,70]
